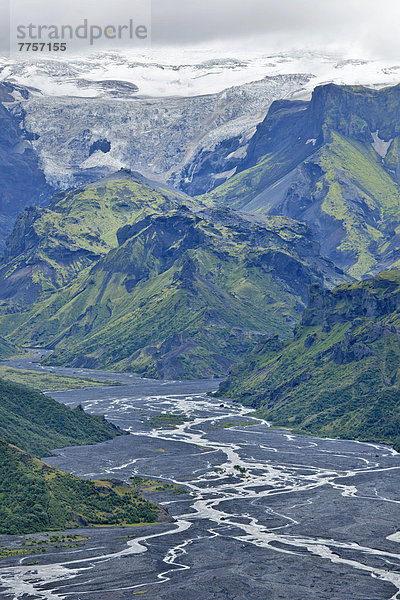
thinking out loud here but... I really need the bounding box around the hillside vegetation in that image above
[0,377,161,534]
[0,177,345,378]
[0,443,158,535]
[219,270,400,450]
[0,378,122,457]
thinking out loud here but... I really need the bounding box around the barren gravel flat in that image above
[0,360,399,599]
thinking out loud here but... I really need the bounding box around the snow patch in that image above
[227,145,249,160]
[214,167,237,180]
[371,131,392,159]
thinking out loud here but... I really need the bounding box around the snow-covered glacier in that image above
[18,73,310,190]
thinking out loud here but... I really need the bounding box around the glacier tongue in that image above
[20,73,311,191]
[2,49,400,195]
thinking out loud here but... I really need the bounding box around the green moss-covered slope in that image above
[218,269,400,450]
[0,200,346,378]
[200,84,400,279]
[0,171,196,305]
[0,378,122,457]
[0,443,158,535]
[0,365,113,391]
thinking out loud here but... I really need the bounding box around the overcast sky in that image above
[2,0,400,58]
[152,0,400,59]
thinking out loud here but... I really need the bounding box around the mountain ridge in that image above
[0,377,123,457]
[200,84,400,279]
[0,175,347,378]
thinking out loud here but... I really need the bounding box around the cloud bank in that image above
[1,0,400,59]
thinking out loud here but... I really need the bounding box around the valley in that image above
[1,43,400,600]
[0,361,399,599]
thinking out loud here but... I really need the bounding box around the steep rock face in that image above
[0,177,347,378]
[0,83,53,248]
[218,269,400,450]
[302,276,400,327]
[169,76,311,195]
[201,84,400,278]
[233,84,400,176]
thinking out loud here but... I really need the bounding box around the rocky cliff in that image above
[0,83,52,248]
